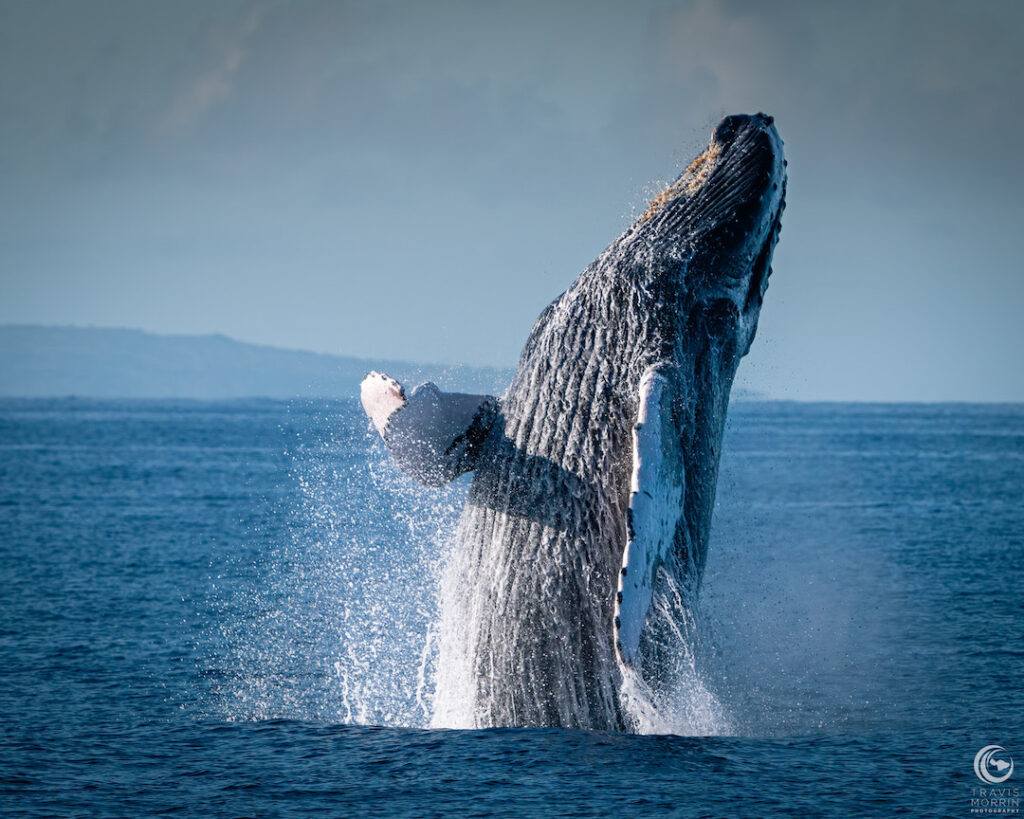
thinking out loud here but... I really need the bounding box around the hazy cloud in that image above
[1,0,1022,399]
[159,4,268,135]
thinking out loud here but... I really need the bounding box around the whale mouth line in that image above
[743,196,783,308]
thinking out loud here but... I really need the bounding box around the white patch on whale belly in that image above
[615,366,686,666]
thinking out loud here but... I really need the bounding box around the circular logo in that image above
[975,745,1014,785]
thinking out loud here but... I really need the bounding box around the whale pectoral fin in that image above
[360,371,498,487]
[614,366,686,667]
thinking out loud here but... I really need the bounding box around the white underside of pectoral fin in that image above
[361,371,407,436]
[614,365,686,667]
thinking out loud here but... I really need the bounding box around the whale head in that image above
[640,112,786,347]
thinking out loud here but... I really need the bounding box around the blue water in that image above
[1,399,1021,817]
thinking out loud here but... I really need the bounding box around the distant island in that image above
[0,325,769,401]
[0,325,513,399]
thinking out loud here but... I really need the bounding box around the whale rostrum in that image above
[361,113,786,730]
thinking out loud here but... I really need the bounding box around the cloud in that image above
[158,4,267,135]
[654,0,1023,184]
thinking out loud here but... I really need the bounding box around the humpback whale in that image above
[361,113,786,730]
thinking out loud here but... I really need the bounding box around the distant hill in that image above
[0,325,513,399]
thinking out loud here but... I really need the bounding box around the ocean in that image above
[1,398,1021,817]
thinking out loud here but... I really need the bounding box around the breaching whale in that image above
[361,113,786,730]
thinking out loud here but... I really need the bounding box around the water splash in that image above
[210,400,731,735]
[619,571,733,735]
[210,402,464,727]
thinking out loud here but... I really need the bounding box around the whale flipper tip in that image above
[360,371,407,436]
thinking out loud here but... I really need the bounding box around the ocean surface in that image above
[1,398,1021,817]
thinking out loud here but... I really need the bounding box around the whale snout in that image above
[708,112,785,212]
[641,112,784,241]
[634,113,786,352]
[711,112,777,152]
[675,113,787,307]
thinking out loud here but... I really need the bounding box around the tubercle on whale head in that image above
[637,112,787,314]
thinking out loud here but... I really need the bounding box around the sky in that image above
[1,0,1022,401]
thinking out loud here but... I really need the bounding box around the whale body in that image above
[362,113,786,730]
